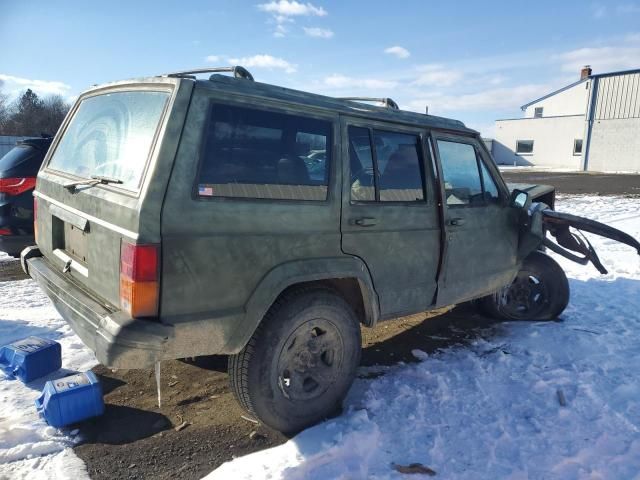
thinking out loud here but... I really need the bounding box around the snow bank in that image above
[0,275,95,479]
[208,196,640,480]
[1,196,638,480]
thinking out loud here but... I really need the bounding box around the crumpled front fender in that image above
[541,210,640,274]
[516,202,640,274]
[516,202,547,260]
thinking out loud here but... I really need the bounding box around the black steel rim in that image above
[497,270,549,319]
[276,318,344,402]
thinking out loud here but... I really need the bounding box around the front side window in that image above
[437,140,483,205]
[478,160,500,201]
[48,91,170,191]
[516,140,534,154]
[436,139,500,206]
[349,126,424,202]
[198,104,331,201]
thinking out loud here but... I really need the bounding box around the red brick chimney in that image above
[581,65,592,79]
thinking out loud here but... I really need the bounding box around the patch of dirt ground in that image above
[73,305,502,480]
[27,170,640,478]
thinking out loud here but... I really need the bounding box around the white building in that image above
[493,66,640,172]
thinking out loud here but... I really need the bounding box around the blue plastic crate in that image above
[35,371,105,428]
[0,336,61,383]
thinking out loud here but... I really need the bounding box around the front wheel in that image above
[228,287,362,433]
[481,251,570,321]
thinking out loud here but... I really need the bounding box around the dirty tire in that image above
[228,287,361,434]
[481,251,569,321]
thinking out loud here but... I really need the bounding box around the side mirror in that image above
[510,189,530,209]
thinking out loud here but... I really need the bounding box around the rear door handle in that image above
[352,217,377,227]
[448,217,465,227]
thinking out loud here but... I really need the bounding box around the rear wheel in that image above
[481,251,569,321]
[228,287,361,433]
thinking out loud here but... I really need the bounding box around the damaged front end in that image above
[513,187,640,274]
[542,210,640,274]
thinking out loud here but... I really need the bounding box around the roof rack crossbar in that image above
[163,66,254,81]
[338,96,399,110]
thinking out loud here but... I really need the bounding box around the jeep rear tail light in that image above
[0,177,36,196]
[0,228,11,236]
[120,242,160,318]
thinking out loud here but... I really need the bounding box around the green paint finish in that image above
[24,72,547,368]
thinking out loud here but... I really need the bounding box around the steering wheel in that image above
[351,166,375,185]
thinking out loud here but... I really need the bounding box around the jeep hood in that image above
[507,182,556,199]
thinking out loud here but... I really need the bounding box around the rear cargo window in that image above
[197,103,332,201]
[48,91,170,191]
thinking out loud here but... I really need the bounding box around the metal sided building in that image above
[493,66,640,172]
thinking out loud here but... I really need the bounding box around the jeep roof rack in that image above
[338,97,399,110]
[162,66,254,81]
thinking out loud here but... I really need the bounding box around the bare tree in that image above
[8,89,44,135]
[0,91,9,132]
[39,95,69,135]
[0,88,71,136]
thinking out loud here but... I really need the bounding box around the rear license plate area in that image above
[64,222,88,264]
[52,215,89,265]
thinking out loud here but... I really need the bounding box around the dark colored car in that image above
[0,136,52,257]
[21,67,640,433]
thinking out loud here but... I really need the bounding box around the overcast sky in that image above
[2,0,640,136]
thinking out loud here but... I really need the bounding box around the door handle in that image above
[448,217,465,226]
[352,217,377,227]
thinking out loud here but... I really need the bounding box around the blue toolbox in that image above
[0,336,61,383]
[35,371,105,427]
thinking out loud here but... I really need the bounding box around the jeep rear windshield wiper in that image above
[64,175,123,193]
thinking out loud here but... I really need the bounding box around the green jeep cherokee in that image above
[21,66,640,433]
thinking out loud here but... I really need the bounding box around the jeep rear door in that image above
[160,88,342,351]
[431,133,519,306]
[33,79,190,312]
[340,117,441,318]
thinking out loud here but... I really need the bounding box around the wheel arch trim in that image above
[223,256,380,353]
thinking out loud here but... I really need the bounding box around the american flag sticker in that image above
[198,184,214,196]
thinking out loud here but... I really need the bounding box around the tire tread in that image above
[228,285,353,423]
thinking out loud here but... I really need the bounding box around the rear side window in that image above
[348,127,375,201]
[349,127,424,202]
[375,131,424,201]
[197,104,332,201]
[48,91,170,191]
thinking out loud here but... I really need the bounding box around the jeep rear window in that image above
[197,104,332,201]
[47,91,170,191]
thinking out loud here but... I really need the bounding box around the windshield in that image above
[48,90,170,190]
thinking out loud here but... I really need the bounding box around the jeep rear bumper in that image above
[23,249,173,369]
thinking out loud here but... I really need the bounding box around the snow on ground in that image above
[209,195,640,480]
[0,263,96,480]
[0,196,638,480]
